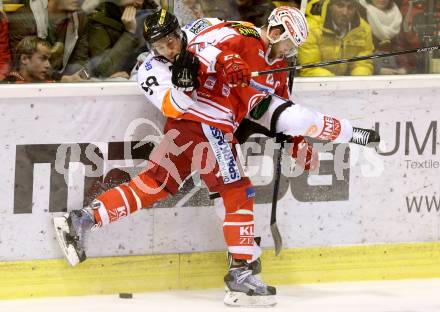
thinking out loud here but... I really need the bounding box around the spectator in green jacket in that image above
[87,0,158,79]
[7,0,89,82]
[298,0,374,76]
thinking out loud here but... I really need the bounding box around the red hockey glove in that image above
[289,136,319,171]
[215,50,251,87]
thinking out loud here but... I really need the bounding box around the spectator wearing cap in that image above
[298,0,374,76]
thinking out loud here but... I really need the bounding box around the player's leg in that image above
[219,184,276,307]
[250,95,380,146]
[54,119,193,266]
[194,123,276,306]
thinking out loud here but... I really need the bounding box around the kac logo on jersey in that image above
[202,124,241,185]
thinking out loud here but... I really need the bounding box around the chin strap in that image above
[264,43,284,66]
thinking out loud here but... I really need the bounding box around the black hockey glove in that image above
[171,50,200,92]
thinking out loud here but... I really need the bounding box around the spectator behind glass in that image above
[0,11,11,81]
[87,0,158,79]
[399,0,440,73]
[5,36,52,82]
[196,0,240,21]
[195,0,275,26]
[7,0,89,82]
[359,0,410,75]
[273,0,300,8]
[233,0,276,26]
[298,0,374,76]
[175,0,205,26]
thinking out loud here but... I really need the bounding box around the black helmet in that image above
[143,9,180,45]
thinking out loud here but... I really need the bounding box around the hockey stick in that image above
[251,44,440,77]
[271,134,284,256]
[269,56,298,256]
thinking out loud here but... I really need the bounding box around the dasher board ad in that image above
[0,83,439,261]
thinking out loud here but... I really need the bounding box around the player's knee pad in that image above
[278,105,353,142]
[92,174,168,227]
[221,184,260,261]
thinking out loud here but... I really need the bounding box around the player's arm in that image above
[188,30,252,87]
[137,55,196,118]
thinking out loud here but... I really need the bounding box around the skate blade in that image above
[224,290,276,307]
[53,216,82,267]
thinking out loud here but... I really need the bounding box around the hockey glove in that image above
[171,49,200,92]
[289,136,319,171]
[215,50,251,87]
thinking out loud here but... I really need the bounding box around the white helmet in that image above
[266,6,308,61]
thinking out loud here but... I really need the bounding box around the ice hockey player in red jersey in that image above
[53,8,379,307]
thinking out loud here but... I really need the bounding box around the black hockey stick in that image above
[271,135,284,256]
[251,44,440,77]
[270,56,298,256]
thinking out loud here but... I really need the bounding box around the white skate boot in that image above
[223,259,276,307]
[53,208,94,266]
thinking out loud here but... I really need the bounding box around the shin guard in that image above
[221,185,260,261]
[93,174,168,227]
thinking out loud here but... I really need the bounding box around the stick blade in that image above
[270,223,283,256]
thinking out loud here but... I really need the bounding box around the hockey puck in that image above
[119,293,133,299]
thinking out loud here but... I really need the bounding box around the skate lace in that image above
[237,269,266,288]
[352,129,370,145]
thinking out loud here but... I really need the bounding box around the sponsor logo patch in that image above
[222,84,230,97]
[108,206,127,222]
[316,117,341,141]
[230,23,260,39]
[144,61,152,71]
[204,76,217,90]
[202,124,241,184]
[188,19,212,35]
[246,187,256,199]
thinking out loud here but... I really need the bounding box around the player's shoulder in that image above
[183,18,223,35]
[224,21,262,41]
[137,53,171,81]
[183,18,225,42]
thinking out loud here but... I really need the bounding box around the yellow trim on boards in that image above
[1,242,440,300]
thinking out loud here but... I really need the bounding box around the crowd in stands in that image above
[0,0,438,83]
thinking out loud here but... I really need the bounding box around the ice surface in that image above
[1,279,440,312]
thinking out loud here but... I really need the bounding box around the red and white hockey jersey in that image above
[137,18,289,133]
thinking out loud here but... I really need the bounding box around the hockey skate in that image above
[223,260,276,307]
[53,208,94,266]
[227,237,262,275]
[350,127,380,147]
